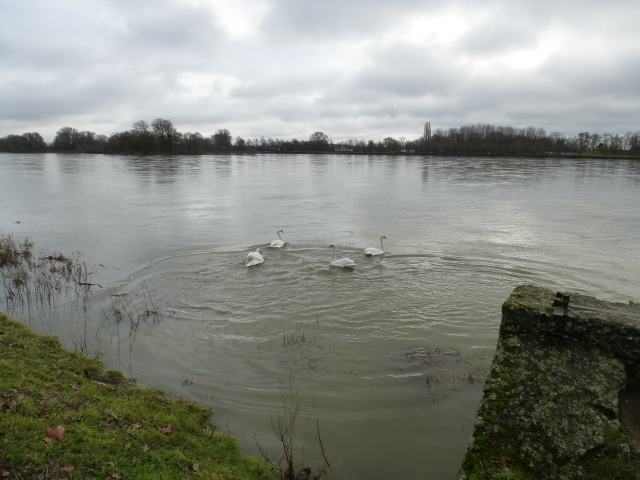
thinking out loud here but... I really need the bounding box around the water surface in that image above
[1,153,639,479]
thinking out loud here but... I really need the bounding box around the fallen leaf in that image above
[143,445,149,453]
[23,344,30,350]
[159,425,173,434]
[48,426,65,440]
[61,464,74,472]
[45,426,65,443]
[6,401,20,415]
[128,424,141,433]
[192,464,201,472]
[70,382,81,390]
[110,473,121,479]
[20,375,26,382]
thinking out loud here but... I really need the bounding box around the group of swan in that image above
[330,235,386,268]
[246,231,386,268]
[245,229,286,266]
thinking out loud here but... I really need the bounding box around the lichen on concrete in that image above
[460,285,640,480]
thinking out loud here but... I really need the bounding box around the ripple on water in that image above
[94,242,629,480]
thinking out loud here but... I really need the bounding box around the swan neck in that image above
[278,231,284,241]
[380,236,385,251]
[331,245,337,262]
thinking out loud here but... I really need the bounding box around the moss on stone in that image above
[459,285,640,480]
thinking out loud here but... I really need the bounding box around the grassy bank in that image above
[0,313,276,480]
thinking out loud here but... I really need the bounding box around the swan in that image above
[269,229,286,248]
[246,248,264,267]
[364,235,387,256]
[329,244,356,268]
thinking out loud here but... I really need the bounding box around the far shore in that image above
[3,150,640,159]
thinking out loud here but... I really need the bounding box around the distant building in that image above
[335,146,354,152]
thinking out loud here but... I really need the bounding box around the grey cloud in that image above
[339,45,463,101]
[115,3,223,51]
[454,17,540,57]
[230,72,333,100]
[1,0,640,142]
[260,0,442,41]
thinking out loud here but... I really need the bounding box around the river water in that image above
[1,153,639,479]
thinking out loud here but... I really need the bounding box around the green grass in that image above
[578,425,640,480]
[0,313,277,480]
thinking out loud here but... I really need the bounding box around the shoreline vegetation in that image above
[0,312,277,480]
[1,120,640,158]
[0,234,327,480]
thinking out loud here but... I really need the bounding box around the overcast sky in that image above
[2,0,639,143]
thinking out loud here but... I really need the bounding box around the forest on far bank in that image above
[1,119,639,157]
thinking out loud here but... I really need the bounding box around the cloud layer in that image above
[2,0,639,142]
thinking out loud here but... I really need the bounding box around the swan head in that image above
[256,248,263,253]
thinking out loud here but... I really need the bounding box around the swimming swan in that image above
[330,244,356,268]
[364,235,387,256]
[269,229,286,248]
[246,248,264,267]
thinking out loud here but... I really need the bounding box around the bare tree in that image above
[53,127,79,151]
[577,132,590,152]
[131,120,154,153]
[383,137,400,152]
[308,132,330,151]
[234,136,246,150]
[589,133,601,151]
[23,132,46,152]
[423,121,432,142]
[151,118,177,153]
[609,134,623,153]
[549,131,566,152]
[132,120,150,133]
[213,128,232,150]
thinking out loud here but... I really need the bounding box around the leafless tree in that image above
[151,118,178,153]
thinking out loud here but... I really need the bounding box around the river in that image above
[1,153,639,479]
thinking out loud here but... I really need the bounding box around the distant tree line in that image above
[423,124,640,156]
[0,132,47,153]
[1,119,639,156]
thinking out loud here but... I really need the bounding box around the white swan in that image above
[246,248,264,267]
[364,235,387,256]
[330,244,356,268]
[269,229,285,248]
